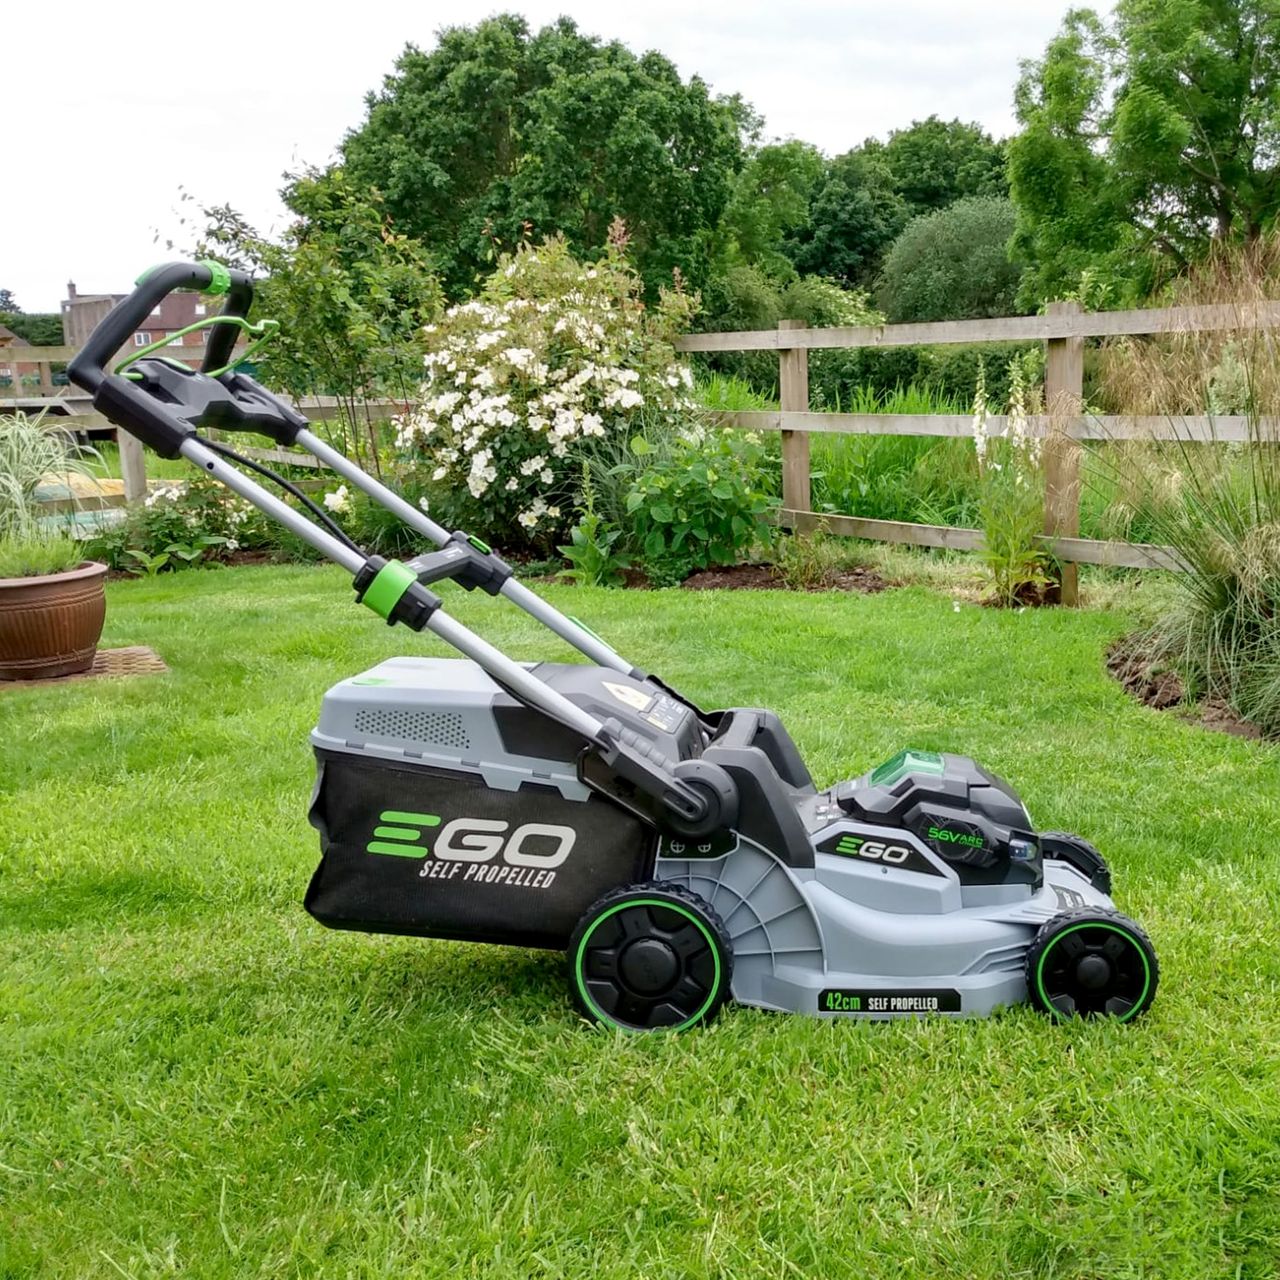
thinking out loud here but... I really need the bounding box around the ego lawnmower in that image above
[70,262,1159,1030]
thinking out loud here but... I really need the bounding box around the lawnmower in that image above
[69,261,1159,1030]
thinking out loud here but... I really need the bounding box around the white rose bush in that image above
[394,233,697,544]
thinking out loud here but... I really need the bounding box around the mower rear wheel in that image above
[1026,908,1158,1022]
[569,883,733,1031]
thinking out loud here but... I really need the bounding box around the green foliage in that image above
[717,140,825,278]
[87,475,274,572]
[399,235,697,546]
[0,534,82,578]
[972,358,1054,607]
[559,512,631,588]
[877,197,1022,323]
[0,287,16,312]
[880,115,1008,215]
[341,14,743,298]
[0,310,63,347]
[785,149,907,286]
[619,429,774,582]
[1010,1,1280,307]
[190,170,442,471]
[558,464,631,587]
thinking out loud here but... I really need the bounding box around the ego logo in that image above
[365,810,575,889]
[834,833,911,864]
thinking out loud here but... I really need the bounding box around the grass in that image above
[3,565,1280,1278]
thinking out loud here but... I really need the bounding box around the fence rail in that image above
[675,300,1278,604]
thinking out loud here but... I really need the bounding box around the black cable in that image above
[195,436,364,555]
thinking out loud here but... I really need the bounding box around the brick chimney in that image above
[67,281,77,299]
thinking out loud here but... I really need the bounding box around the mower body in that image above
[308,656,1116,1018]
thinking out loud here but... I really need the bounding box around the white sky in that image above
[4,0,1098,312]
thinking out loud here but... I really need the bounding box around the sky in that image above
[3,0,1100,313]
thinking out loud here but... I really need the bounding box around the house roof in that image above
[0,325,30,346]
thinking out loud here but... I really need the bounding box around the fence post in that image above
[778,319,810,521]
[1043,300,1084,606]
[118,430,147,505]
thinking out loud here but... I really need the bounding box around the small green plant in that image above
[559,465,631,587]
[771,525,859,590]
[124,548,172,577]
[618,428,774,583]
[972,357,1054,606]
[560,512,630,587]
[0,534,83,578]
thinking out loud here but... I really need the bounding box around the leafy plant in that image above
[771,525,862,590]
[560,513,631,587]
[1092,240,1280,736]
[123,548,171,577]
[618,428,774,582]
[0,534,83,578]
[559,465,630,587]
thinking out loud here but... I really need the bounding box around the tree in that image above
[784,148,908,285]
[0,312,63,346]
[877,197,1022,323]
[0,289,17,313]
[341,14,745,297]
[882,116,1008,216]
[194,170,442,471]
[1010,0,1280,305]
[717,140,825,277]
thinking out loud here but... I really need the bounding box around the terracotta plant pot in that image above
[0,561,108,681]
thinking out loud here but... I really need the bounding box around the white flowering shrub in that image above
[395,234,698,543]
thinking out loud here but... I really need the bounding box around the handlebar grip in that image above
[68,260,252,395]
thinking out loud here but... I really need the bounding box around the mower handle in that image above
[68,260,253,395]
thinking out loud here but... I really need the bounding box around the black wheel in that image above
[1026,909,1158,1022]
[569,882,733,1031]
[1041,831,1112,894]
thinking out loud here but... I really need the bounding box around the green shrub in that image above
[0,410,102,542]
[617,429,775,583]
[876,197,1022,324]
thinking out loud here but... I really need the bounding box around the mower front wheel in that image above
[1026,908,1158,1022]
[569,883,733,1031]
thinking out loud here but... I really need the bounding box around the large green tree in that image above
[341,14,745,297]
[783,148,908,285]
[717,140,825,278]
[1010,0,1280,305]
[882,116,1008,216]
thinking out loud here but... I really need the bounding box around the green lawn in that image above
[3,565,1279,1279]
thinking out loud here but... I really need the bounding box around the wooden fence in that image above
[674,300,1280,604]
[10,305,1279,598]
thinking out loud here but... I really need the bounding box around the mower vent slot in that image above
[352,707,471,751]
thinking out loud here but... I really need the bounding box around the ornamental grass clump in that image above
[396,229,697,545]
[1095,237,1280,736]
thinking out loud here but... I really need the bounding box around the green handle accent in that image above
[468,534,491,554]
[114,315,279,379]
[568,615,609,647]
[132,260,232,295]
[200,260,232,296]
[361,560,418,621]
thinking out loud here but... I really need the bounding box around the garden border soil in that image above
[1107,633,1262,740]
